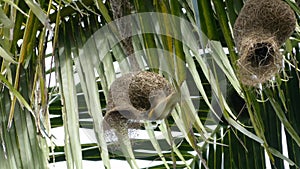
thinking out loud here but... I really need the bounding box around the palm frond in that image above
[1,0,300,169]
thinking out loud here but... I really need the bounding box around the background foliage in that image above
[0,0,300,169]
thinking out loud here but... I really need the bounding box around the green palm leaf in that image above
[1,0,300,169]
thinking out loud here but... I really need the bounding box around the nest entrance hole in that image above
[131,96,151,111]
[247,42,275,67]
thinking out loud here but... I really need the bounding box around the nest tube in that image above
[103,72,138,138]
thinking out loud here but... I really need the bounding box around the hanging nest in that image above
[104,71,176,136]
[234,0,296,86]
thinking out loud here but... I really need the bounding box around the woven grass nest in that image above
[104,71,176,133]
[234,0,296,86]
